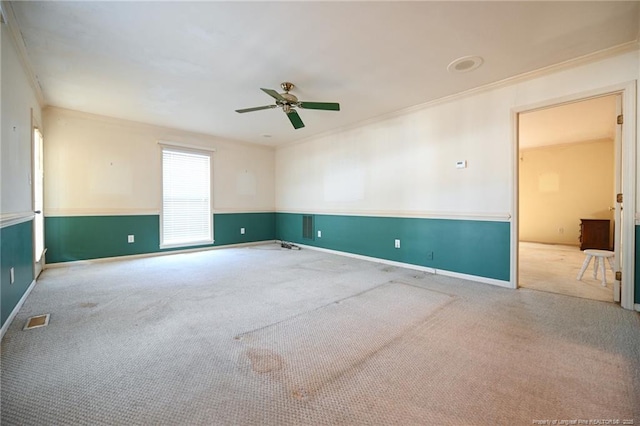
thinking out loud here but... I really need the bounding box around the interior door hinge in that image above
[617,114,623,125]
[615,271,622,281]
[616,193,623,203]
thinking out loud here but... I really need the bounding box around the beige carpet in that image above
[519,242,614,302]
[236,281,454,402]
[1,243,639,425]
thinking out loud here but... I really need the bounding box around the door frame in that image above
[511,81,636,310]
[31,109,45,279]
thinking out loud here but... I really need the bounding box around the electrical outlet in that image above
[10,267,15,284]
[427,251,434,260]
[240,228,245,235]
[128,235,134,243]
[394,239,401,249]
[317,230,322,238]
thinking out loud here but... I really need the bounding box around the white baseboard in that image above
[44,240,277,269]
[295,243,513,289]
[435,268,514,289]
[635,304,640,312]
[1,279,37,341]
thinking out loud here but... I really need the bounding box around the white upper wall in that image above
[276,92,513,217]
[275,51,639,218]
[1,23,42,215]
[44,108,275,216]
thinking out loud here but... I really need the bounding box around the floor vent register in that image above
[23,314,50,330]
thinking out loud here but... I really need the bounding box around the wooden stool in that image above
[577,249,615,286]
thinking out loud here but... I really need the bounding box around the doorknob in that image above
[34,210,42,214]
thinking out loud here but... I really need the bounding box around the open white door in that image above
[33,127,45,278]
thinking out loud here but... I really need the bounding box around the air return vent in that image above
[24,314,50,330]
[302,215,314,240]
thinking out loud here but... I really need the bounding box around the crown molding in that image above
[45,105,276,152]
[279,39,640,150]
[1,1,45,106]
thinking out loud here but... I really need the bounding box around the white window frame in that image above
[159,142,215,249]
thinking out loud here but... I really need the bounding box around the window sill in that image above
[160,239,214,250]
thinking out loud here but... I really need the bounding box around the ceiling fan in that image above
[235,82,340,129]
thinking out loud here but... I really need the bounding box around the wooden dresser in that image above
[579,219,610,250]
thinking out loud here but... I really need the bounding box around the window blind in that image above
[162,148,212,247]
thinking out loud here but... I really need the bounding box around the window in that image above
[161,147,212,248]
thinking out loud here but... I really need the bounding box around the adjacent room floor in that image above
[1,243,639,425]
[519,241,614,302]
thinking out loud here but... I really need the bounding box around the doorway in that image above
[517,95,621,302]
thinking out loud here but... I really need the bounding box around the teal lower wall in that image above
[31,213,640,303]
[45,212,510,281]
[45,213,276,263]
[276,213,511,281]
[1,220,35,327]
[213,212,275,245]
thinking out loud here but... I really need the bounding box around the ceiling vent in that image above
[447,56,484,73]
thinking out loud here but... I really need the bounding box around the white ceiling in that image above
[9,1,640,146]
[519,95,618,150]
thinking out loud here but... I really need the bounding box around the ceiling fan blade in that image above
[286,110,305,129]
[261,88,286,101]
[298,101,340,111]
[235,105,277,113]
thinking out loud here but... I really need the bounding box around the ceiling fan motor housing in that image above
[279,93,299,105]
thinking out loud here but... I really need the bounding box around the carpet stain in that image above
[246,348,284,373]
[134,300,173,321]
[238,282,455,400]
[291,387,309,401]
[79,302,98,308]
